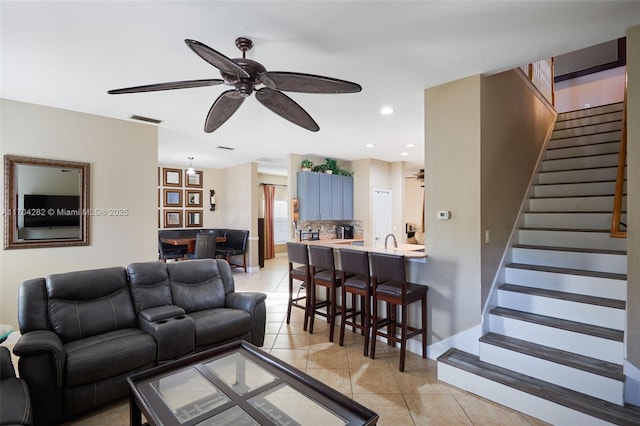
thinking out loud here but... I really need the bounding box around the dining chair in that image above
[308,245,349,342]
[369,252,428,372]
[188,232,217,260]
[338,248,372,356]
[286,242,311,331]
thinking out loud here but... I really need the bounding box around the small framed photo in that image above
[186,210,203,228]
[185,170,203,188]
[164,210,183,228]
[186,190,203,207]
[163,167,182,187]
[163,189,182,207]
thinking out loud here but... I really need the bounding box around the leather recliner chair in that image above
[0,346,32,426]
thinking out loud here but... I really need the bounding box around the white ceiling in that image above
[2,1,639,176]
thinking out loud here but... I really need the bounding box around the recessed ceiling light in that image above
[400,152,408,156]
[380,106,394,115]
[365,143,375,148]
[406,143,415,148]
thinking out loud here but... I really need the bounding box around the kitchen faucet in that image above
[384,233,398,250]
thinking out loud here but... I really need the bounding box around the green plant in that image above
[301,159,313,169]
[312,164,327,173]
[324,158,338,174]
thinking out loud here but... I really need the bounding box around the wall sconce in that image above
[210,190,216,211]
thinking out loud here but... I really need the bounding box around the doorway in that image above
[372,189,392,248]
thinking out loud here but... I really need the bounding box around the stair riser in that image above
[504,267,627,300]
[488,315,623,364]
[523,213,624,229]
[537,167,621,184]
[545,142,619,160]
[517,229,627,251]
[497,290,625,329]
[512,248,627,274]
[533,181,624,197]
[557,104,623,121]
[437,362,613,425]
[479,343,624,404]
[528,196,625,212]
[548,131,622,150]
[554,111,623,131]
[552,122,622,139]
[541,154,619,171]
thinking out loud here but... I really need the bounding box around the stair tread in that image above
[513,244,626,255]
[498,283,626,309]
[438,348,640,425]
[480,332,624,380]
[525,210,626,214]
[557,102,623,117]
[550,130,623,142]
[519,227,612,233]
[535,179,620,186]
[543,152,619,161]
[530,194,624,200]
[552,118,622,132]
[505,263,627,280]
[547,140,620,151]
[538,165,618,175]
[490,307,624,342]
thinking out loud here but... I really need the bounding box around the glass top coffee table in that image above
[127,340,378,426]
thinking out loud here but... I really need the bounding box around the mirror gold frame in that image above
[4,155,90,249]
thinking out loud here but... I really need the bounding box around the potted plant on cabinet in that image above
[324,158,338,174]
[301,159,313,171]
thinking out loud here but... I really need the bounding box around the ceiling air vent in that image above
[130,115,162,125]
[216,146,235,151]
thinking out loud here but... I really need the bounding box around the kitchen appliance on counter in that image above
[336,225,345,239]
[342,225,354,239]
[299,230,320,241]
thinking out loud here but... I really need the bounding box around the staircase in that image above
[438,103,640,425]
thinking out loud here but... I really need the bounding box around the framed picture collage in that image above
[158,167,204,229]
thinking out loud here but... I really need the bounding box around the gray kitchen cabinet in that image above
[297,171,354,221]
[297,171,320,220]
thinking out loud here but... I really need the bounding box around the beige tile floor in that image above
[36,256,548,425]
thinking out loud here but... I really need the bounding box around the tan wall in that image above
[626,25,640,370]
[555,66,626,113]
[480,70,557,306]
[0,99,158,328]
[424,75,483,341]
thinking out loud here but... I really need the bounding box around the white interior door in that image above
[373,189,392,248]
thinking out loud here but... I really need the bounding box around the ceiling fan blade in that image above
[260,71,362,94]
[256,88,319,132]
[108,79,224,94]
[185,39,250,79]
[205,90,245,133]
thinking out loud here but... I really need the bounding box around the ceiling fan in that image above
[108,37,362,133]
[406,169,424,182]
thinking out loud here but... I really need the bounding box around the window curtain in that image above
[263,184,276,259]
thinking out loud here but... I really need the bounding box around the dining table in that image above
[161,236,226,254]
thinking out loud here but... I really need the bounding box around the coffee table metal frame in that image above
[127,340,378,426]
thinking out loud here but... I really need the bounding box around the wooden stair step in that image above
[499,284,626,309]
[513,244,626,256]
[438,348,640,425]
[490,307,624,342]
[479,332,624,381]
[505,262,627,281]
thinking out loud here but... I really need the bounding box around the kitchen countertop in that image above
[296,238,427,259]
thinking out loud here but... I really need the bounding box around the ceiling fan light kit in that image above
[108,37,362,133]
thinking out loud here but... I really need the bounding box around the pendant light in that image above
[186,157,196,175]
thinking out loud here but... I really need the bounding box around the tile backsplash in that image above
[296,220,363,239]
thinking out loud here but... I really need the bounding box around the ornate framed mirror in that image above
[4,155,90,249]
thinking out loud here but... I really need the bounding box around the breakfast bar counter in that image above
[297,238,427,259]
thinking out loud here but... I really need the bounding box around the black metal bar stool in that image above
[338,248,373,356]
[286,242,311,330]
[308,245,348,342]
[369,252,428,372]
